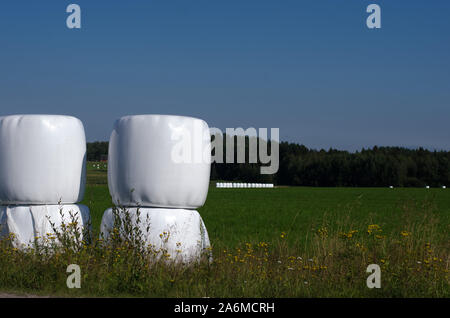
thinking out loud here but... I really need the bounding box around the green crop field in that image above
[83,163,450,249]
[0,162,448,297]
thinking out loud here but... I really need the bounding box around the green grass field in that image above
[83,163,450,249]
[0,162,448,297]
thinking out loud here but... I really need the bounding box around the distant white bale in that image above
[100,207,211,263]
[442,186,446,189]
[269,184,274,188]
[425,186,430,189]
[0,115,86,205]
[108,115,211,209]
[389,186,394,189]
[0,204,90,249]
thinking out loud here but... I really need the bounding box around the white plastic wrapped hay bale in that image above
[100,207,211,263]
[0,204,90,249]
[108,115,211,209]
[0,115,86,205]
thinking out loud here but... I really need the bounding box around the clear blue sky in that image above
[1,1,449,151]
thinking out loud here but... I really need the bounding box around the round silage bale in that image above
[100,207,211,263]
[107,115,211,209]
[0,115,86,205]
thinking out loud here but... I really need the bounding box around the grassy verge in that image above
[0,199,448,297]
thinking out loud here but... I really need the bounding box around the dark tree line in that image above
[87,138,450,187]
[86,141,108,161]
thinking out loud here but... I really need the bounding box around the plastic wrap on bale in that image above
[0,115,86,205]
[107,115,211,209]
[101,114,212,263]
[100,207,211,263]
[0,204,90,249]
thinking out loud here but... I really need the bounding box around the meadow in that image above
[0,161,448,297]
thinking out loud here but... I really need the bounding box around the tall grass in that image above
[0,200,448,297]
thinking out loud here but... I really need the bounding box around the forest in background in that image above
[87,137,450,187]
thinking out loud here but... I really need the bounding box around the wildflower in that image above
[280,232,286,239]
[316,227,328,237]
[367,224,381,235]
[340,230,358,239]
[400,231,411,237]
